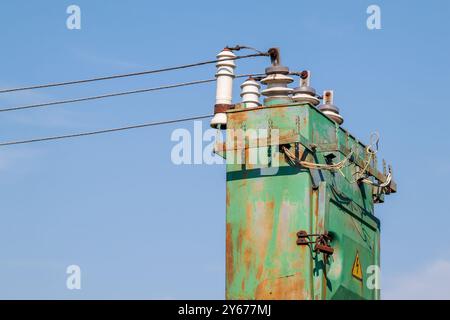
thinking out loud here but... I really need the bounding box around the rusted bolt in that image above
[315,243,334,255]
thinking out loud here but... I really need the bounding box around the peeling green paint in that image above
[225,102,391,300]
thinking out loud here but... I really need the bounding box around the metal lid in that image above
[265,65,289,75]
[292,86,316,96]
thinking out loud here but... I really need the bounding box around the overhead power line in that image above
[0,53,267,94]
[0,74,265,113]
[0,79,215,113]
[0,114,213,147]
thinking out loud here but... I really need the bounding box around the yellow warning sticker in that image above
[352,252,363,281]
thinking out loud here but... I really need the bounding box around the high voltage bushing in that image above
[318,90,344,125]
[211,48,236,129]
[240,77,261,108]
[260,65,293,104]
[292,70,320,106]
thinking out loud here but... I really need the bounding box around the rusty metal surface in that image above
[214,104,234,114]
[225,102,393,300]
[219,103,396,192]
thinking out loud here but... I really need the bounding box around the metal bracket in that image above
[296,230,334,255]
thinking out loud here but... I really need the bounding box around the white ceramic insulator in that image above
[210,113,227,128]
[240,78,260,108]
[215,49,236,105]
[292,70,320,105]
[320,90,344,125]
[260,74,293,100]
[292,93,320,106]
[322,110,343,124]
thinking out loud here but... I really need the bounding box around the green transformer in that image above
[219,100,396,300]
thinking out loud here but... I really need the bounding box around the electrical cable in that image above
[282,145,353,171]
[0,79,215,113]
[282,131,391,187]
[0,53,267,94]
[225,45,266,55]
[342,132,379,183]
[0,74,264,113]
[0,114,212,147]
[361,172,392,188]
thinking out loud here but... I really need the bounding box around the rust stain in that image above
[244,145,250,168]
[271,107,285,119]
[243,247,252,269]
[256,264,264,280]
[276,201,298,270]
[254,200,274,276]
[313,189,319,228]
[237,202,254,278]
[230,110,248,123]
[226,223,234,285]
[246,201,254,224]
[252,180,264,194]
[313,189,324,232]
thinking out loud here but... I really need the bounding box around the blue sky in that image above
[0,0,449,299]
